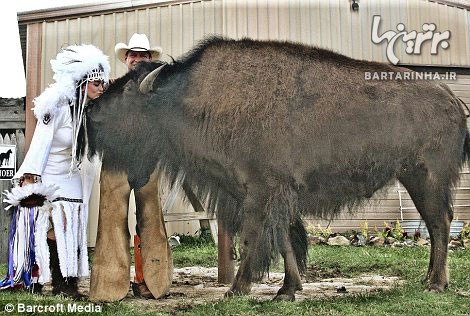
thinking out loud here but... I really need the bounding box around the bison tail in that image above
[289,213,308,274]
[250,211,308,281]
[248,187,308,281]
[456,97,470,164]
[463,130,470,164]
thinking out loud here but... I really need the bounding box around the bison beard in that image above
[86,36,470,300]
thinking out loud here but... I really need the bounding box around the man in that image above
[115,33,162,71]
[89,34,172,301]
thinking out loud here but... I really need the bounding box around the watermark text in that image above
[371,15,451,65]
[2,302,102,313]
[364,71,456,81]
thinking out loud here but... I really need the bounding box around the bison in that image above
[85,36,469,301]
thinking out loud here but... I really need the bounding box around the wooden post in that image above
[25,23,42,152]
[181,181,235,283]
[0,158,12,263]
[0,133,8,263]
[217,216,234,284]
[0,200,13,264]
[0,129,24,264]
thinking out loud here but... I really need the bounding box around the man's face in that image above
[125,50,151,71]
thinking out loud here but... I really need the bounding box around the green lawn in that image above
[0,243,469,315]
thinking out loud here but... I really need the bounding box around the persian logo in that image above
[371,15,451,65]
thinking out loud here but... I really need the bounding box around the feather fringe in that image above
[51,201,88,278]
[35,206,51,284]
[0,201,88,289]
[3,182,59,209]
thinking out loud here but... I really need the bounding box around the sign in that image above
[0,145,16,180]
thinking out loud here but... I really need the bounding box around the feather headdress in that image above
[32,44,110,174]
[33,44,110,121]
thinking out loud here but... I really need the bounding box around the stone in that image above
[448,240,462,249]
[392,242,404,248]
[370,236,385,246]
[308,235,327,245]
[327,236,350,246]
[336,286,348,293]
[351,234,367,247]
[404,239,415,247]
[463,239,470,249]
[386,237,397,244]
[416,238,429,246]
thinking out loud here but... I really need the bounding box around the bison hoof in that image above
[224,290,234,298]
[225,284,252,298]
[427,283,447,293]
[272,293,295,302]
[224,289,242,298]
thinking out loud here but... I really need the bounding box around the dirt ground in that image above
[41,266,401,311]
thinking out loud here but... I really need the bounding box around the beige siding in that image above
[444,74,470,105]
[218,0,469,66]
[308,175,470,233]
[20,0,470,243]
[36,0,470,91]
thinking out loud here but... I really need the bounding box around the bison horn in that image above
[139,64,166,94]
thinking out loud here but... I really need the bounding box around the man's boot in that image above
[132,235,154,299]
[135,170,173,299]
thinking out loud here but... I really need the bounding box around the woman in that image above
[0,44,110,297]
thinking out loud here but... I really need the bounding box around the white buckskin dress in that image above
[0,101,89,288]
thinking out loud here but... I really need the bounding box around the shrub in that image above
[459,222,469,240]
[306,223,332,238]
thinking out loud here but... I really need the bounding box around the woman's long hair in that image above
[71,84,88,168]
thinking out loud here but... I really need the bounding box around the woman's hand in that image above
[19,173,40,187]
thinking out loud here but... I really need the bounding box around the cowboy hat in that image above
[115,33,162,63]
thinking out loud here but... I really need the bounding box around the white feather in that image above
[32,44,110,121]
[2,182,59,209]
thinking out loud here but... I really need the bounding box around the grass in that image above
[0,238,469,315]
[183,246,470,316]
[172,230,218,268]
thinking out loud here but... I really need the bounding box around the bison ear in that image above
[139,64,167,94]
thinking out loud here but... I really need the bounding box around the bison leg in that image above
[89,168,131,302]
[399,169,452,292]
[273,232,303,301]
[135,169,173,299]
[225,191,269,297]
[274,214,307,301]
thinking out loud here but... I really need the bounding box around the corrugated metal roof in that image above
[17,0,470,23]
[428,0,470,9]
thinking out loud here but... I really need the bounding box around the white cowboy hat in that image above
[114,33,163,63]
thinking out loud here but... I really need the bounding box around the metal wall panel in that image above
[445,74,470,104]
[39,0,469,90]
[40,1,224,90]
[219,0,469,66]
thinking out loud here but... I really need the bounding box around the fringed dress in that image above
[0,103,89,289]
